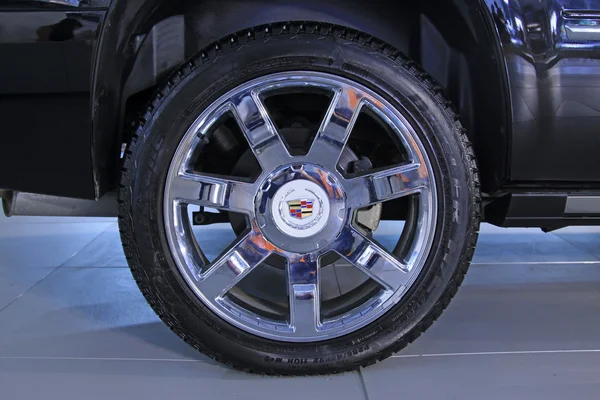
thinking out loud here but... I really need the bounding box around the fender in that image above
[91,0,167,198]
[91,0,511,197]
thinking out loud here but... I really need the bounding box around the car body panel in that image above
[0,1,106,198]
[486,0,600,183]
[1,0,600,207]
[90,0,511,197]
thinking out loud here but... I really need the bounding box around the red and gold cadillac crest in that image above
[288,199,313,219]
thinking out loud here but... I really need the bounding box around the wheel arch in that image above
[91,0,511,197]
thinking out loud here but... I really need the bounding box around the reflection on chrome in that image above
[163,71,437,342]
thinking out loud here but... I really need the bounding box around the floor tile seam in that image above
[0,223,117,314]
[390,349,600,359]
[357,368,370,400]
[549,232,600,261]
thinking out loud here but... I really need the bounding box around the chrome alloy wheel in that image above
[164,71,437,342]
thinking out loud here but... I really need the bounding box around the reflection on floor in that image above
[1,215,600,399]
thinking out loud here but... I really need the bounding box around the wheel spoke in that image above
[346,162,429,210]
[229,90,291,169]
[287,254,320,335]
[169,172,255,214]
[164,71,439,342]
[198,230,274,300]
[334,227,410,292]
[307,85,365,167]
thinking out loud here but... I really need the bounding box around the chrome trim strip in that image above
[38,0,80,6]
[565,25,600,41]
[565,196,600,215]
[563,10,600,19]
[3,191,116,217]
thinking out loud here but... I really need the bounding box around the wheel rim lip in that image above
[163,71,438,342]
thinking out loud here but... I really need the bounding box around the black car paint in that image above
[94,0,512,197]
[0,1,105,198]
[1,0,600,224]
[488,0,600,183]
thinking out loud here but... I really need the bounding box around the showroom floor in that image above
[1,215,600,399]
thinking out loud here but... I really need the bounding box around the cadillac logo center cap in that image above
[288,199,313,219]
[271,179,330,238]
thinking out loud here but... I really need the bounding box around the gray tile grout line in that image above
[549,231,600,262]
[0,219,117,225]
[0,222,117,315]
[63,266,129,269]
[0,356,210,363]
[471,260,600,265]
[3,349,600,363]
[357,368,370,400]
[54,222,118,271]
[391,349,600,359]
[0,268,58,315]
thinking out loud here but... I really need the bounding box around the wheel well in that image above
[93,0,509,196]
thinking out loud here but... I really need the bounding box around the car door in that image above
[0,0,108,198]
[490,0,600,183]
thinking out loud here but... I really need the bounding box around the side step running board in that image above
[1,190,117,217]
[485,193,600,230]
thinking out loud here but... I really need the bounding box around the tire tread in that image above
[118,21,481,376]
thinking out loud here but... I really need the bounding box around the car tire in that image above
[118,22,480,375]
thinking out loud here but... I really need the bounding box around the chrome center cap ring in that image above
[255,164,346,253]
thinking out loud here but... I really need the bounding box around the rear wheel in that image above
[119,22,480,374]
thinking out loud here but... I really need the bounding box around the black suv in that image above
[1,0,598,375]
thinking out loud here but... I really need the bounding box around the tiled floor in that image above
[1,215,600,399]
